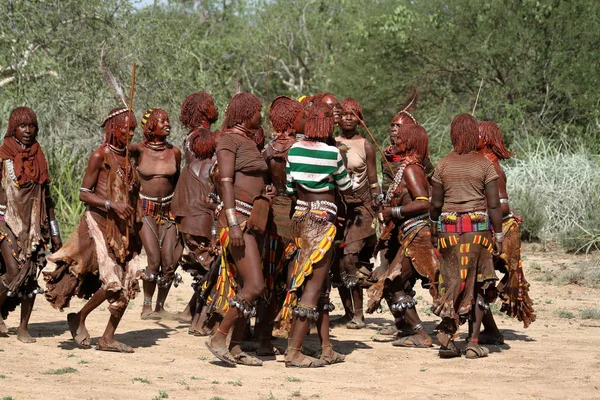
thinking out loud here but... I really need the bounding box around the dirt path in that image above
[1,244,599,400]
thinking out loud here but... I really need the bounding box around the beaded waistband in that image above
[401,213,429,234]
[139,192,174,203]
[438,211,490,233]
[295,199,337,215]
[235,199,253,216]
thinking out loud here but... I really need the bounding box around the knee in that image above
[242,280,265,301]
[145,252,161,271]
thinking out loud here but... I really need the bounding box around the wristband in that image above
[225,208,238,227]
[494,232,504,242]
[50,220,60,237]
[369,182,380,189]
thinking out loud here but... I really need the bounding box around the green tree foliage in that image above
[0,0,597,237]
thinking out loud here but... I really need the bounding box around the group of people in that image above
[0,87,535,367]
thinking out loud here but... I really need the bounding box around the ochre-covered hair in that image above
[141,108,168,140]
[180,91,214,130]
[6,107,38,138]
[190,128,217,160]
[222,92,261,129]
[103,107,137,144]
[341,97,363,121]
[397,124,429,162]
[270,96,302,133]
[450,113,479,155]
[305,102,334,141]
[478,121,513,160]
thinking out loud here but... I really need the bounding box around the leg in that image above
[317,277,345,364]
[17,294,36,343]
[68,288,108,347]
[465,287,490,359]
[339,252,365,329]
[153,224,181,319]
[208,232,265,360]
[285,254,331,367]
[0,237,21,319]
[139,218,162,319]
[96,311,133,353]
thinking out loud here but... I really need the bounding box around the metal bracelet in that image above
[500,198,509,204]
[104,200,111,211]
[50,220,60,237]
[221,177,234,183]
[392,206,403,219]
[494,232,504,242]
[369,182,380,189]
[79,187,94,193]
[225,208,238,226]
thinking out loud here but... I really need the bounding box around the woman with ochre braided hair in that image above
[430,113,503,359]
[205,92,275,367]
[477,121,535,342]
[281,101,351,368]
[130,108,183,320]
[334,98,381,329]
[0,107,62,343]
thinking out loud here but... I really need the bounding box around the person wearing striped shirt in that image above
[281,101,351,368]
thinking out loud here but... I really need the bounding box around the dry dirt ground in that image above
[1,244,600,400]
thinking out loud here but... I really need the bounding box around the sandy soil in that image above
[1,244,599,400]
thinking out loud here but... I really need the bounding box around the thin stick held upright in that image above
[125,63,136,247]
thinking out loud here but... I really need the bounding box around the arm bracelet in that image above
[392,206,403,219]
[369,182,380,189]
[500,198,509,204]
[494,232,504,242]
[225,208,239,227]
[104,200,111,211]
[50,220,60,237]
[221,177,234,183]
[79,187,94,193]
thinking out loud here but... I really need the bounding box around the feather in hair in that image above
[99,45,128,108]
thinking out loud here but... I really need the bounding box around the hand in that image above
[51,236,62,253]
[205,197,218,211]
[228,224,245,248]
[381,207,393,223]
[493,240,503,256]
[264,184,277,199]
[111,202,134,220]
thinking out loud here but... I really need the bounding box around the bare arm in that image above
[216,148,244,247]
[79,148,132,220]
[429,181,444,247]
[493,163,510,216]
[485,178,503,255]
[399,165,430,216]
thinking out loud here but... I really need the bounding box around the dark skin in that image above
[130,110,182,320]
[0,120,62,342]
[209,108,276,360]
[380,141,432,345]
[71,113,136,349]
[286,177,353,365]
[430,171,503,345]
[337,108,381,328]
[321,95,342,126]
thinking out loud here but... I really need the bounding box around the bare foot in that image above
[0,319,8,336]
[17,328,36,343]
[178,311,193,323]
[152,308,176,320]
[140,305,160,320]
[67,312,90,347]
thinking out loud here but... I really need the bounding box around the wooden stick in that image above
[472,77,484,116]
[351,110,394,176]
[125,63,136,248]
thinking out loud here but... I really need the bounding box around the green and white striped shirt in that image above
[286,141,351,194]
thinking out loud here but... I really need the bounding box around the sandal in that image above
[204,341,236,366]
[285,355,326,368]
[67,313,91,348]
[464,342,489,359]
[233,351,263,366]
[319,345,345,365]
[97,338,134,353]
[436,332,461,359]
[392,333,433,348]
[346,318,366,330]
[378,324,398,336]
